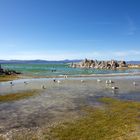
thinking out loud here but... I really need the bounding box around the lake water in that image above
[2,63,140,77]
[1,64,140,133]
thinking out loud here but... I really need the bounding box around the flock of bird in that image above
[80,79,119,90]
[80,78,138,91]
[9,77,63,89]
[9,75,138,92]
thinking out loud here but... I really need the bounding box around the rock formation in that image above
[0,64,21,75]
[70,59,128,70]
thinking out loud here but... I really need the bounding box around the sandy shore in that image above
[0,75,140,135]
[20,71,140,79]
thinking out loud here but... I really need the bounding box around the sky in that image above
[0,0,140,60]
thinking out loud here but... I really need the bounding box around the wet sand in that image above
[0,75,140,134]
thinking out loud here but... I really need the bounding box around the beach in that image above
[0,74,140,139]
[1,62,140,139]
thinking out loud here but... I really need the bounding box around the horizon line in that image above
[0,59,140,61]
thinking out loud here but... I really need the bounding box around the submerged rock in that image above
[0,64,21,75]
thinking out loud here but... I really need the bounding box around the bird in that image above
[106,80,110,84]
[10,81,14,86]
[57,80,61,84]
[111,86,119,90]
[97,79,102,82]
[53,79,56,82]
[24,81,29,84]
[41,85,46,89]
[106,80,114,84]
[81,80,84,83]
[109,80,114,84]
[133,81,137,86]
[64,75,68,78]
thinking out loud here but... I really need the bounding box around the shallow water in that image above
[0,77,140,133]
[2,63,140,77]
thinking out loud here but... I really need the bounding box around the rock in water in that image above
[70,59,128,70]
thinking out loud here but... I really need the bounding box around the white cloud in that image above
[0,50,140,61]
[85,50,140,60]
[113,50,140,56]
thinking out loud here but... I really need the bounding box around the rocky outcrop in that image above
[70,59,128,70]
[0,64,21,75]
[128,64,140,68]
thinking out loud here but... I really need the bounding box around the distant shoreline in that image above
[0,60,140,64]
[1,62,140,82]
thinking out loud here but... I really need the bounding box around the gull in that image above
[106,80,114,84]
[106,80,109,84]
[24,81,29,85]
[81,80,85,83]
[109,80,114,83]
[133,81,136,86]
[97,79,101,82]
[111,86,119,90]
[64,75,68,78]
[57,80,61,84]
[41,85,46,89]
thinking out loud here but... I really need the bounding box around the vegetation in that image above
[45,97,140,140]
[0,97,140,140]
[0,90,39,102]
[0,75,19,82]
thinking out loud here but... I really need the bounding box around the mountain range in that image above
[0,59,82,64]
[0,60,140,64]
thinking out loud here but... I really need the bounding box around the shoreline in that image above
[21,72,140,79]
[0,75,22,82]
[0,72,140,139]
[1,72,140,83]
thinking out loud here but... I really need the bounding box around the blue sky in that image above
[0,0,140,60]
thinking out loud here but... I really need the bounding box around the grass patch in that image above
[0,75,19,82]
[0,90,39,102]
[46,97,140,140]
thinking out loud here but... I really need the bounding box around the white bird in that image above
[41,85,46,89]
[111,86,119,90]
[81,80,84,83]
[97,79,101,82]
[106,80,109,84]
[109,80,114,83]
[106,80,114,84]
[57,80,61,84]
[133,81,136,86]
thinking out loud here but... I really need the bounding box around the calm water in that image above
[2,63,140,77]
[0,64,140,132]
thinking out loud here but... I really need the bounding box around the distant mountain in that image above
[0,60,139,65]
[127,61,140,64]
[0,59,82,64]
